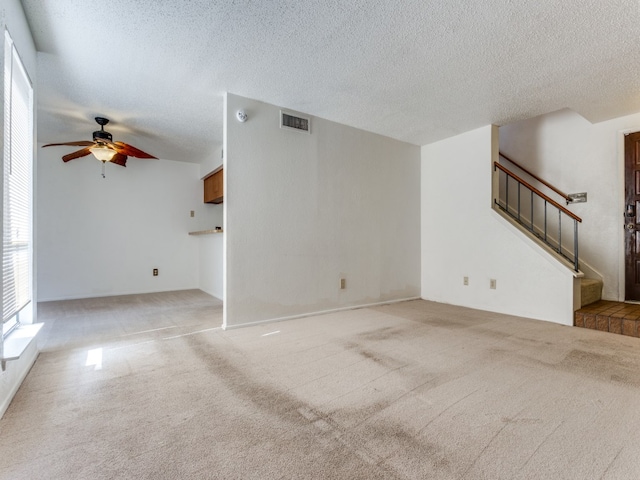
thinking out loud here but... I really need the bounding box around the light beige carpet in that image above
[1,291,640,479]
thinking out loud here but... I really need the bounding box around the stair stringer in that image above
[493,181,605,311]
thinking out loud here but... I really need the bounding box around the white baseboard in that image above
[37,287,201,303]
[222,296,421,330]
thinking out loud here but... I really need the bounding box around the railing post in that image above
[574,219,579,271]
[544,200,547,242]
[530,190,534,231]
[506,175,509,213]
[558,209,562,254]
[517,183,521,222]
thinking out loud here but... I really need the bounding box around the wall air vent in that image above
[280,110,310,133]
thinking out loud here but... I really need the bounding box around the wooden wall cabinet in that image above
[204,168,223,204]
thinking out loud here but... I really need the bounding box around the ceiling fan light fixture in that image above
[90,145,116,162]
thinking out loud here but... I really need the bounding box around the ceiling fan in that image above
[43,117,157,176]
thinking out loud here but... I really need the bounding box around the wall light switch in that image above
[340,278,346,289]
[463,276,469,286]
[153,268,159,277]
[490,279,496,289]
[190,210,195,217]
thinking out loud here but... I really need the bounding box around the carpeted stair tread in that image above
[581,278,603,307]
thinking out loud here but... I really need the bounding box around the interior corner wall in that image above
[37,148,204,301]
[421,125,575,325]
[0,0,38,419]
[500,108,640,301]
[224,93,421,328]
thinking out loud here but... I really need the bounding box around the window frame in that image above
[2,29,34,339]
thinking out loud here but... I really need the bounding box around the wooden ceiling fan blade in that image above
[62,147,93,162]
[109,153,128,167]
[113,141,157,159]
[43,141,95,147]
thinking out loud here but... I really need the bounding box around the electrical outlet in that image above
[490,279,496,289]
[153,268,158,277]
[340,278,346,289]
[190,210,195,218]
[463,276,469,286]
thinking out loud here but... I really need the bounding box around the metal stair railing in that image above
[494,162,582,271]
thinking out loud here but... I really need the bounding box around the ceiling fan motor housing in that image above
[93,129,113,142]
[93,117,112,142]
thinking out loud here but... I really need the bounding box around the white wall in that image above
[224,93,421,328]
[421,125,575,325]
[198,233,223,300]
[500,108,640,301]
[0,0,39,418]
[37,148,205,300]
[200,146,223,179]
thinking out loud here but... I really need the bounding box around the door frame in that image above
[620,128,640,301]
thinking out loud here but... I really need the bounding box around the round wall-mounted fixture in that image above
[236,110,248,122]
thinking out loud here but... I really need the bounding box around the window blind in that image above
[3,30,33,327]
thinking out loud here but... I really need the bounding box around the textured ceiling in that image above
[20,0,640,164]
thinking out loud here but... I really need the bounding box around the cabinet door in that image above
[204,169,223,203]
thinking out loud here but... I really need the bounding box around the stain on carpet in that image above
[559,349,640,387]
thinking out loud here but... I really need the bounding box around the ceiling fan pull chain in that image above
[101,161,106,178]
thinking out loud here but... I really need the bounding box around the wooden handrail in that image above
[494,162,582,223]
[499,152,569,202]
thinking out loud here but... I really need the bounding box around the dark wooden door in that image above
[625,131,640,300]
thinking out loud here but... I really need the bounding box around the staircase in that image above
[494,152,606,317]
[493,153,640,339]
